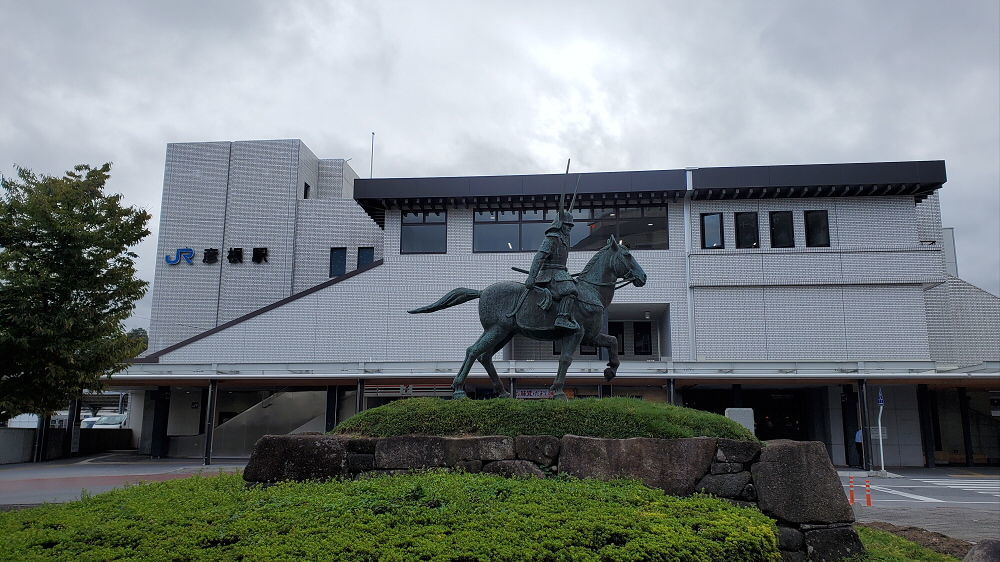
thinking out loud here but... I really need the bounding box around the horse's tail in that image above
[407,288,481,314]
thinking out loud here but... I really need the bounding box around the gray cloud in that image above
[2,0,997,330]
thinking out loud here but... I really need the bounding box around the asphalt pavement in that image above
[839,467,1000,542]
[0,453,245,508]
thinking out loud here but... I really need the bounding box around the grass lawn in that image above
[1,472,779,560]
[857,526,960,561]
[334,397,757,441]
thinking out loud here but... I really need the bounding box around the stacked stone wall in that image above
[245,435,862,561]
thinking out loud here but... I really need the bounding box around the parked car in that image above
[80,417,102,428]
[91,414,127,429]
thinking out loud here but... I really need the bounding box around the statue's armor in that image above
[525,211,579,330]
[534,232,575,297]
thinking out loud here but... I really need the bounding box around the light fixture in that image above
[507,242,513,249]
[647,223,654,226]
[643,311,651,320]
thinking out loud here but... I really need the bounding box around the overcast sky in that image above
[2,1,998,328]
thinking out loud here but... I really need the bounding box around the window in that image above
[474,211,520,252]
[616,207,668,250]
[735,212,759,249]
[633,322,653,355]
[804,210,830,247]
[303,182,311,200]
[400,211,447,253]
[608,321,625,355]
[473,207,670,252]
[700,213,724,249]
[769,211,794,248]
[357,246,375,267]
[329,247,346,277]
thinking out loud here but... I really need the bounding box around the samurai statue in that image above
[524,210,579,331]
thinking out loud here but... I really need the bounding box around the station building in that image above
[119,139,999,467]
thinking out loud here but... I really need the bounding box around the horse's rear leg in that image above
[550,329,584,400]
[452,327,507,399]
[593,333,620,381]
[478,332,514,398]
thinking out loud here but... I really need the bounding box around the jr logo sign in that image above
[165,248,195,265]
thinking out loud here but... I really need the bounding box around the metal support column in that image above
[64,398,82,456]
[732,384,743,408]
[668,379,677,405]
[857,378,873,472]
[916,384,937,468]
[325,386,342,432]
[957,387,974,466]
[356,379,366,413]
[203,379,218,466]
[32,414,50,463]
[509,378,517,398]
[150,386,170,459]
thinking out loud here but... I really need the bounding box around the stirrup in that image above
[555,315,579,330]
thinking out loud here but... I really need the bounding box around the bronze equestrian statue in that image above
[408,196,647,400]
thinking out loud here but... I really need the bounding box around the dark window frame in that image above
[804,210,831,248]
[357,246,375,267]
[329,247,347,277]
[700,212,725,249]
[734,212,760,249]
[769,211,795,248]
[303,182,311,200]
[400,210,448,254]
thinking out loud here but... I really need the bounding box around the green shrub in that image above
[0,472,779,561]
[334,397,757,441]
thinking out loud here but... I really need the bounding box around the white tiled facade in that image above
[136,140,999,466]
[146,140,997,369]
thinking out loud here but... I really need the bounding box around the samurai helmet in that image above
[546,189,577,233]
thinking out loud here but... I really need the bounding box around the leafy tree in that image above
[0,164,150,422]
[127,327,148,353]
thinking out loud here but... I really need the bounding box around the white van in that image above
[91,414,127,429]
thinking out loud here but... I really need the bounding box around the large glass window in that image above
[400,211,447,254]
[735,212,759,249]
[474,211,520,252]
[769,211,795,248]
[473,206,669,252]
[700,213,724,249]
[804,210,830,247]
[617,207,668,250]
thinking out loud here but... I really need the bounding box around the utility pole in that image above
[370,132,375,178]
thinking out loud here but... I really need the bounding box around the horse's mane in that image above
[576,242,613,276]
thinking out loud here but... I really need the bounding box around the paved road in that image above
[0,454,245,507]
[839,467,1000,542]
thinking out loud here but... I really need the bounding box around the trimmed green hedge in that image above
[0,472,780,560]
[334,397,757,441]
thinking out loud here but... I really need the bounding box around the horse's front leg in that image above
[551,330,584,400]
[592,333,620,381]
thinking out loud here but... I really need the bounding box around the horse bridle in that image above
[577,249,637,290]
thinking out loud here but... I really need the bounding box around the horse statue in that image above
[408,235,647,399]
